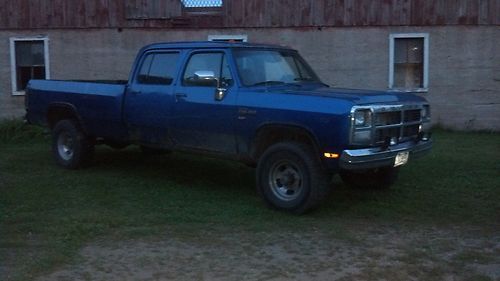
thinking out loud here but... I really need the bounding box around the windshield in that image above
[233,49,321,86]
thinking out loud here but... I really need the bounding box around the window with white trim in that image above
[10,37,50,95]
[208,34,248,42]
[389,33,429,92]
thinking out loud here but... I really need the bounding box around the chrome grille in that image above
[375,111,401,126]
[404,109,421,122]
[350,103,431,147]
[403,124,420,137]
[375,127,400,143]
[373,105,423,145]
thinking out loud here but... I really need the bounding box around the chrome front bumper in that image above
[339,139,432,170]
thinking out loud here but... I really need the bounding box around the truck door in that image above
[123,50,181,146]
[170,50,238,154]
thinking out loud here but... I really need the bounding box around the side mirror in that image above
[194,70,216,81]
[191,70,218,87]
[214,87,227,101]
[193,70,228,101]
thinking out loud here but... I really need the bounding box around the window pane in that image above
[184,53,223,80]
[15,41,45,66]
[393,38,424,89]
[394,40,407,64]
[138,54,153,76]
[181,0,222,7]
[394,64,423,89]
[14,40,47,91]
[137,52,179,85]
[234,50,319,86]
[406,39,423,63]
[33,66,46,79]
[183,52,229,87]
[149,53,179,84]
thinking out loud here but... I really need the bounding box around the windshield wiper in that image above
[250,81,286,87]
[294,77,316,82]
[294,77,330,87]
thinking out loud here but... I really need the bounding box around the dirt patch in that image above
[35,225,500,281]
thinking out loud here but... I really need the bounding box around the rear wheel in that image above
[340,167,399,189]
[256,142,331,214]
[52,119,94,169]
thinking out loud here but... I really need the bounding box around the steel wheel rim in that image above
[269,160,303,201]
[57,132,74,161]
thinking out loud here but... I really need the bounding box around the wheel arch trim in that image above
[250,123,322,161]
[46,102,88,134]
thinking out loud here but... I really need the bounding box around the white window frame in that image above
[208,34,248,42]
[389,33,429,92]
[10,36,50,96]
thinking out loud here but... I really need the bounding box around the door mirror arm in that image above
[214,81,227,101]
[192,70,227,101]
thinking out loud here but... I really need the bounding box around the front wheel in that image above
[256,142,331,214]
[340,167,400,189]
[52,119,94,169]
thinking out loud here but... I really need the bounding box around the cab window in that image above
[137,52,179,85]
[182,52,233,87]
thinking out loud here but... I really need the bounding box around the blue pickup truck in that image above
[26,41,432,213]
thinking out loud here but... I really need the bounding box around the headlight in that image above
[422,105,431,119]
[351,108,373,145]
[353,109,372,127]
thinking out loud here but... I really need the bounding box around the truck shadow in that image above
[91,147,257,195]
[88,146,393,214]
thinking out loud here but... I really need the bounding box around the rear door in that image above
[124,50,182,145]
[170,49,238,154]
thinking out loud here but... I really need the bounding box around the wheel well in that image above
[47,105,81,130]
[251,125,320,161]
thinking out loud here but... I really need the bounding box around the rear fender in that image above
[47,102,88,134]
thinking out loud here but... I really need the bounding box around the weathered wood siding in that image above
[0,0,498,29]
[223,0,499,27]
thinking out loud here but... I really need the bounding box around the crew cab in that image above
[25,41,432,214]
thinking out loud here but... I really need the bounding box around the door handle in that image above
[130,90,142,95]
[238,108,248,114]
[238,107,257,120]
[175,93,187,101]
[239,107,256,115]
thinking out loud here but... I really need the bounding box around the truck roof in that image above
[142,41,295,51]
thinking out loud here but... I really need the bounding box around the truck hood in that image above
[263,84,426,105]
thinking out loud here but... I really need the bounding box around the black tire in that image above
[256,142,331,214]
[51,119,94,169]
[340,166,400,189]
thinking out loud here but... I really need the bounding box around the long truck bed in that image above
[26,80,129,140]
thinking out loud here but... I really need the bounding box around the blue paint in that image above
[26,41,429,171]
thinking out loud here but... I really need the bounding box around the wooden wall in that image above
[0,0,498,29]
[223,0,499,27]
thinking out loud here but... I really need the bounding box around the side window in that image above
[389,34,429,91]
[10,37,50,95]
[183,52,233,87]
[137,52,179,85]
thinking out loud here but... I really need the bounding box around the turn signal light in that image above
[324,152,339,158]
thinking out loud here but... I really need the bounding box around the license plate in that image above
[394,151,409,167]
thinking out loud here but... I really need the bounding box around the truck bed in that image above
[26,79,129,140]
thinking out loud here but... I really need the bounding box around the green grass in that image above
[1,121,499,280]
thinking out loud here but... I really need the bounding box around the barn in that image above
[0,0,498,130]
